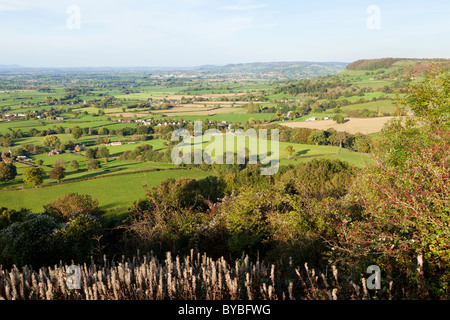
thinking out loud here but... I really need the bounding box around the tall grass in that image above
[0,250,385,300]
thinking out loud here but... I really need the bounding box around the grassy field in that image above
[177,133,372,168]
[340,99,396,113]
[0,169,212,212]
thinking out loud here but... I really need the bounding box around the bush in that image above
[0,213,59,268]
[87,159,101,170]
[51,215,102,263]
[0,211,104,268]
[0,207,30,230]
[43,193,104,222]
[123,176,227,255]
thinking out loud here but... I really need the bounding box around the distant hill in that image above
[346,58,450,75]
[194,61,348,79]
[0,62,348,79]
[0,64,22,69]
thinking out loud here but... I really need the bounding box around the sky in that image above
[0,0,449,67]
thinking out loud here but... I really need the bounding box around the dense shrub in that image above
[329,69,450,299]
[43,192,104,222]
[0,207,30,230]
[123,176,227,255]
[0,210,103,268]
[51,215,102,263]
[0,213,59,267]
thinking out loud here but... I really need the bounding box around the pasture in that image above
[0,169,211,212]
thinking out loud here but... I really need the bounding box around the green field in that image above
[0,169,211,212]
[340,99,396,113]
[177,134,372,168]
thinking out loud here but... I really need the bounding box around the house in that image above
[74,143,85,150]
[305,117,317,122]
[16,155,31,162]
[323,116,330,120]
[108,141,122,146]
[48,149,62,156]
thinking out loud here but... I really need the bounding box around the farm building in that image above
[16,156,31,162]
[107,142,122,146]
[48,149,62,156]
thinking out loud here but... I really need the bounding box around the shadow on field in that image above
[101,202,124,211]
[62,167,127,182]
[295,149,310,156]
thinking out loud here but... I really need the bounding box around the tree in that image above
[36,159,44,166]
[71,125,83,140]
[285,145,295,160]
[308,130,328,145]
[85,147,98,159]
[42,135,61,150]
[400,67,449,127]
[246,102,260,114]
[43,193,104,222]
[98,127,109,135]
[0,162,17,183]
[23,167,45,187]
[49,165,65,183]
[54,158,65,168]
[51,215,102,263]
[70,160,79,170]
[96,146,110,163]
[332,114,345,124]
[86,159,101,170]
[333,131,348,153]
[0,137,12,147]
[353,134,372,153]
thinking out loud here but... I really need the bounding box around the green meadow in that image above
[0,169,211,212]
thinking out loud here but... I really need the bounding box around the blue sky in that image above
[0,0,449,67]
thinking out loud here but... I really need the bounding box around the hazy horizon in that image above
[0,60,352,69]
